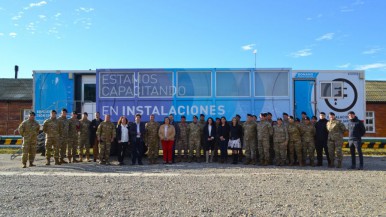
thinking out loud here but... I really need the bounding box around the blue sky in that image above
[1,0,385,80]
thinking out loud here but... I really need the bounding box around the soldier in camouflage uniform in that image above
[177,115,189,162]
[188,115,202,162]
[78,112,91,162]
[57,108,69,164]
[242,114,257,165]
[67,112,80,163]
[96,114,116,165]
[257,113,273,166]
[145,114,160,164]
[18,111,40,168]
[273,118,288,166]
[326,112,347,168]
[43,110,62,165]
[198,114,206,161]
[300,117,316,166]
[282,113,290,127]
[287,116,303,166]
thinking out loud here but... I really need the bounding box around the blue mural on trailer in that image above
[33,72,74,124]
[96,68,292,122]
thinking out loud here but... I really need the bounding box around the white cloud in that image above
[77,7,95,13]
[291,49,312,58]
[38,15,46,19]
[9,32,17,38]
[11,11,24,20]
[54,13,61,18]
[355,63,386,70]
[362,48,382,55]
[0,33,4,36]
[337,63,351,68]
[241,44,255,51]
[316,33,334,41]
[30,1,47,8]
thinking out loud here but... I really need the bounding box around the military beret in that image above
[267,112,272,116]
[72,111,77,115]
[295,118,300,122]
[283,112,288,116]
[329,112,335,116]
[260,113,267,117]
[235,114,241,118]
[320,112,326,115]
[301,111,307,115]
[277,118,283,121]
[62,108,68,112]
[253,115,257,119]
[311,116,317,120]
[193,115,198,119]
[83,112,88,116]
[247,113,253,117]
[305,116,310,121]
[348,111,355,115]
[181,115,186,119]
[215,117,220,120]
[200,114,205,117]
[29,111,36,116]
[51,110,57,114]
[289,116,294,120]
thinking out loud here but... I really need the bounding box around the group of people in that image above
[18,109,366,170]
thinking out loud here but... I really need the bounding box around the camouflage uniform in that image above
[300,123,316,165]
[67,117,80,162]
[188,122,201,161]
[198,120,206,158]
[18,118,40,166]
[242,121,257,164]
[79,118,91,161]
[177,122,189,161]
[326,119,346,167]
[287,122,302,165]
[57,116,69,162]
[96,121,116,163]
[43,117,61,164]
[257,120,273,165]
[145,120,160,163]
[273,124,288,165]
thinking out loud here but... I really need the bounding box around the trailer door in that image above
[294,80,316,119]
[82,75,96,120]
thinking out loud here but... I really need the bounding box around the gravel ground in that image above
[0,154,385,217]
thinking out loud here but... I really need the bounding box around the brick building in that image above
[364,80,386,137]
[0,79,33,135]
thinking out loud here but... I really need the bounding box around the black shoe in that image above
[119,162,125,165]
[131,162,136,165]
[357,166,364,170]
[348,165,356,170]
[138,162,143,165]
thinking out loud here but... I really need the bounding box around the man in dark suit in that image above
[129,114,146,165]
[90,112,103,162]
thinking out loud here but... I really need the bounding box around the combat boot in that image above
[263,160,268,166]
[251,159,256,165]
[329,161,335,168]
[45,159,50,166]
[86,154,90,162]
[22,163,27,168]
[79,155,83,162]
[60,158,68,164]
[29,162,36,167]
[210,152,214,163]
[73,157,79,163]
[54,158,61,165]
[244,158,251,165]
[68,157,72,163]
[310,160,315,167]
[336,161,342,168]
[188,157,192,163]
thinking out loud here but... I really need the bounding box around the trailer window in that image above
[255,71,289,96]
[320,81,343,98]
[216,71,250,97]
[177,71,211,97]
[84,84,96,102]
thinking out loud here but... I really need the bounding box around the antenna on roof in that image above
[14,65,19,79]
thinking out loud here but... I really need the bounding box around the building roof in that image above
[366,80,386,102]
[0,78,32,101]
